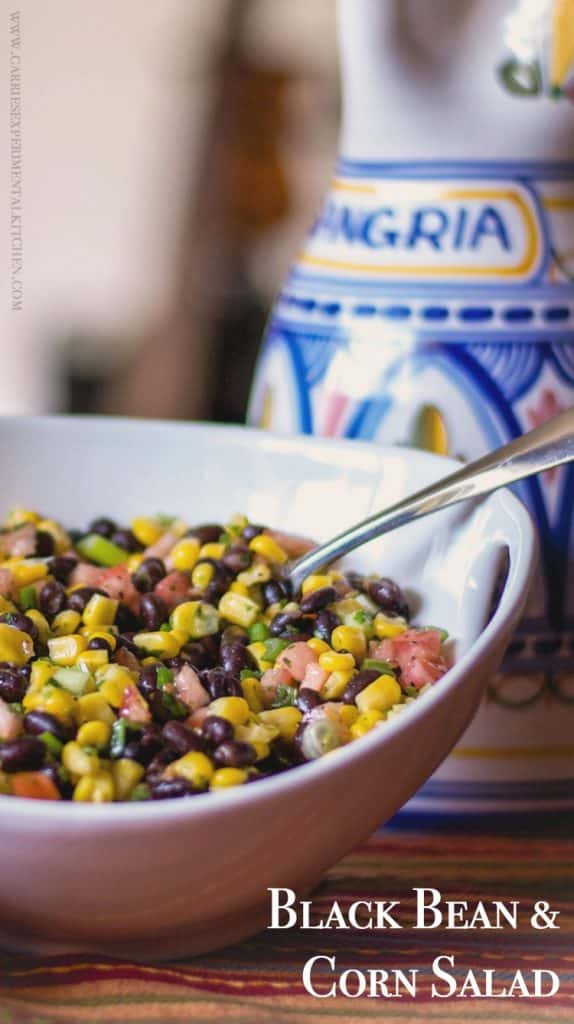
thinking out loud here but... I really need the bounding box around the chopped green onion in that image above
[156,666,173,689]
[263,638,289,662]
[161,692,188,720]
[19,585,37,611]
[39,731,63,756]
[240,667,261,681]
[76,533,129,567]
[248,621,270,643]
[271,683,298,708]
[159,622,172,632]
[363,658,397,676]
[109,718,127,759]
[403,684,419,698]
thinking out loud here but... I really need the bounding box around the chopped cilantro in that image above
[272,684,298,708]
[156,666,173,689]
[363,658,397,676]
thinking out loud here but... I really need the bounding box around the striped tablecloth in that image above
[0,824,572,1024]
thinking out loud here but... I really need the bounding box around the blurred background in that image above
[1,0,339,421]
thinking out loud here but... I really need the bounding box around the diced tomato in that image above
[0,523,36,558]
[173,664,210,710]
[276,642,317,683]
[0,697,22,740]
[260,665,293,706]
[301,659,329,693]
[264,529,316,559]
[119,683,151,725]
[373,629,448,689]
[0,568,13,598]
[69,563,103,588]
[10,772,61,800]
[186,706,210,729]
[154,571,190,611]
[98,565,141,614]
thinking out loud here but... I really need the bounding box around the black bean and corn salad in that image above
[0,509,449,802]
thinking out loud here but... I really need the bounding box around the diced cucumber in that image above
[51,666,93,696]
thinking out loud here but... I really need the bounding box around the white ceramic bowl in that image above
[0,417,535,959]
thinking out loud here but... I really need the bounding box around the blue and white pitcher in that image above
[250,0,574,817]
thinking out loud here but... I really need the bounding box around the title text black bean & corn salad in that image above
[0,510,449,801]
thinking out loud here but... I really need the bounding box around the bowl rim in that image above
[0,415,537,827]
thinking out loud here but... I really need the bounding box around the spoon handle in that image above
[287,408,574,592]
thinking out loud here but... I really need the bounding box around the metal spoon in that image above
[286,407,574,593]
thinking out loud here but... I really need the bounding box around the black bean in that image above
[220,641,248,676]
[269,610,307,637]
[0,666,26,703]
[17,663,31,680]
[220,626,248,646]
[140,593,168,631]
[187,524,223,545]
[213,739,257,768]
[0,611,38,640]
[202,715,234,747]
[112,529,143,553]
[138,665,160,701]
[67,586,105,614]
[39,581,67,620]
[0,737,45,772]
[87,636,113,654]
[176,643,210,670]
[242,524,264,542]
[132,557,166,593]
[367,578,409,620]
[296,687,322,714]
[138,726,163,764]
[23,710,69,742]
[34,530,55,557]
[115,633,141,658]
[200,667,240,700]
[300,586,337,614]
[122,739,145,763]
[314,609,341,643]
[263,579,291,606]
[89,517,116,538]
[146,749,179,779]
[115,603,141,633]
[47,555,77,584]
[150,778,197,800]
[341,669,381,705]
[41,763,69,797]
[222,546,252,574]
[161,721,203,755]
[345,571,365,592]
[198,634,221,663]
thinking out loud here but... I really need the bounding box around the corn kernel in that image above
[82,593,118,628]
[167,751,214,789]
[48,634,87,666]
[76,649,109,674]
[191,562,214,589]
[199,542,225,561]
[237,561,271,587]
[236,717,279,746]
[4,559,48,587]
[248,534,288,566]
[98,678,126,708]
[0,596,16,615]
[331,625,367,662]
[62,741,100,779]
[7,507,41,526]
[339,705,359,727]
[131,516,163,547]
[0,624,34,666]
[24,609,51,644]
[355,674,402,714]
[51,610,82,637]
[350,709,386,739]
[225,513,248,535]
[218,591,259,628]
[210,767,248,789]
[77,720,112,750]
[132,631,181,658]
[0,770,10,794]
[208,696,250,726]
[374,614,408,640]
[73,770,114,803]
[307,637,330,656]
[229,581,249,597]
[240,676,264,713]
[301,574,333,596]
[251,741,270,761]
[80,628,117,649]
[259,707,302,742]
[36,519,71,554]
[169,601,219,639]
[28,659,56,695]
[111,758,144,800]
[74,692,116,726]
[318,650,355,673]
[23,684,75,722]
[246,641,272,673]
[127,553,144,574]
[96,665,136,707]
[322,669,355,700]
[170,537,201,572]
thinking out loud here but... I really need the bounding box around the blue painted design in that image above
[458,307,494,322]
[336,158,574,181]
[550,343,574,385]
[380,305,411,320]
[544,306,571,322]
[464,342,544,403]
[421,306,449,321]
[503,306,535,322]
[352,304,377,316]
